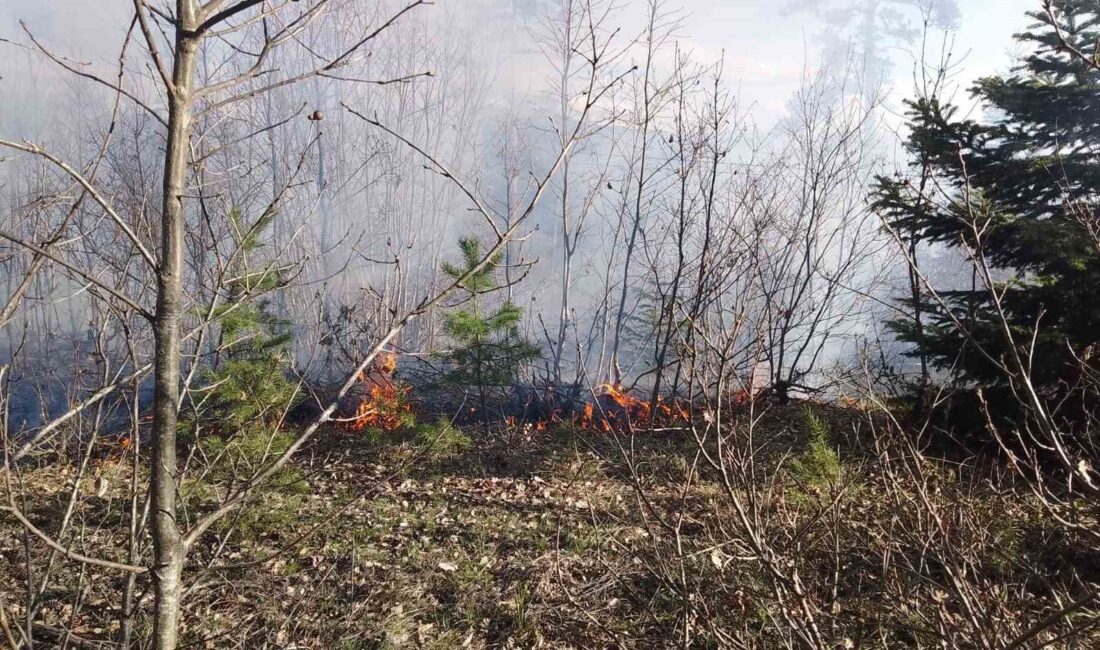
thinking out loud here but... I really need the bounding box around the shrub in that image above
[416,417,471,460]
[787,407,842,488]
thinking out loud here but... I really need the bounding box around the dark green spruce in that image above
[873,2,1100,413]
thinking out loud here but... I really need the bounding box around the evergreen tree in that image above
[873,3,1100,403]
[440,238,539,419]
[189,207,298,456]
[181,208,306,538]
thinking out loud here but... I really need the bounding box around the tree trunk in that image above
[610,3,659,385]
[150,6,198,648]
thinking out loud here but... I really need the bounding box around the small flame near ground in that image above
[345,359,697,434]
[345,351,411,432]
[516,384,693,434]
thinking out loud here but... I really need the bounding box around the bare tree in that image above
[607,0,681,386]
[2,1,432,646]
[751,61,886,404]
[0,2,627,647]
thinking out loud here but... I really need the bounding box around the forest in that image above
[0,0,1097,647]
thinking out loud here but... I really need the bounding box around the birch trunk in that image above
[150,4,198,647]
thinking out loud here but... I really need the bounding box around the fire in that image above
[345,351,411,432]
[529,384,692,433]
[597,383,652,421]
[600,383,627,405]
[347,384,411,431]
[378,351,397,374]
[344,355,694,435]
[839,394,871,411]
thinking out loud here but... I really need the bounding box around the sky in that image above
[668,0,1036,115]
[0,0,1040,101]
[0,0,1041,154]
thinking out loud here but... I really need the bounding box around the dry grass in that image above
[2,402,1097,648]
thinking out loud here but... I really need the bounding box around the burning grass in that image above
[506,383,694,435]
[342,356,694,440]
[344,352,415,433]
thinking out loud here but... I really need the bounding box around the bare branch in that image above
[200,0,431,112]
[0,230,153,320]
[0,506,147,574]
[18,20,168,127]
[133,0,175,91]
[0,139,159,270]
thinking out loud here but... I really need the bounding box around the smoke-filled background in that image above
[7,5,1100,649]
[0,0,1033,424]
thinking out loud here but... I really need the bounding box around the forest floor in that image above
[1,401,1095,648]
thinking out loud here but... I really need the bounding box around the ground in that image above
[1,402,1096,648]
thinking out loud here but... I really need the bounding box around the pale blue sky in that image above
[0,0,1041,129]
[667,0,1037,114]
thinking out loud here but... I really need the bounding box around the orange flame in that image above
[597,384,651,421]
[378,351,397,374]
[532,384,692,433]
[345,351,410,432]
[347,384,411,431]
